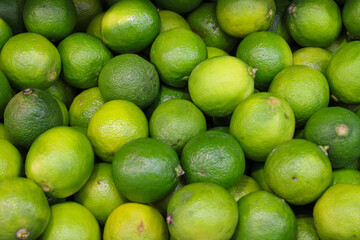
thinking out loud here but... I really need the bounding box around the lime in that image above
[0,0,25,34]
[167,182,238,240]
[104,203,168,240]
[0,70,12,119]
[0,17,12,50]
[44,78,76,108]
[330,168,360,186]
[73,0,103,31]
[229,92,295,162]
[293,47,333,75]
[228,175,262,202]
[325,30,348,55]
[216,0,276,38]
[304,107,360,168]
[25,126,94,198]
[154,0,202,14]
[285,0,342,47]
[101,0,160,53]
[0,33,61,90]
[268,0,293,44]
[98,54,160,109]
[313,184,360,239]
[343,0,360,40]
[159,10,191,34]
[40,202,100,240]
[206,47,229,58]
[0,123,11,141]
[236,31,293,91]
[269,65,330,126]
[58,32,112,89]
[23,0,76,42]
[296,215,319,240]
[0,177,50,240]
[0,138,22,181]
[86,12,105,40]
[188,56,254,117]
[250,162,273,192]
[55,98,69,126]
[149,99,207,155]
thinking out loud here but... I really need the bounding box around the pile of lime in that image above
[1,0,360,239]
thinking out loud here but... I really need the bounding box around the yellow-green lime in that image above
[55,98,69,126]
[149,99,206,155]
[69,87,104,128]
[44,78,76,108]
[150,28,207,88]
[269,65,330,126]
[229,92,295,162]
[0,70,12,119]
[0,123,11,141]
[159,10,191,34]
[167,182,238,240]
[104,202,168,240]
[228,175,262,202]
[40,201,100,240]
[236,31,293,91]
[73,0,103,31]
[0,177,50,240]
[206,47,229,58]
[330,168,360,186]
[101,0,160,53]
[86,12,105,40]
[264,139,332,205]
[325,30,348,55]
[313,184,360,239]
[268,0,293,44]
[250,162,273,192]
[87,100,148,162]
[23,0,76,42]
[0,138,22,181]
[343,0,360,40]
[58,32,112,89]
[293,47,333,74]
[74,163,127,225]
[0,17,12,50]
[154,0,203,14]
[216,0,276,38]
[25,126,94,198]
[0,33,61,90]
[0,0,25,34]
[188,56,254,117]
[296,215,319,240]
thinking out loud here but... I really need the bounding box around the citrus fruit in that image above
[187,2,237,52]
[343,0,360,40]
[181,130,246,189]
[326,41,360,104]
[293,47,333,74]
[268,0,293,44]
[149,99,207,155]
[233,190,296,240]
[158,10,191,34]
[167,182,238,240]
[87,100,148,162]
[228,175,262,202]
[154,0,203,14]
[313,184,360,239]
[25,126,94,198]
[269,65,330,126]
[0,17,12,50]
[55,98,69,126]
[285,0,342,47]
[0,123,11,141]
[23,0,76,42]
[58,32,112,89]
[304,107,360,168]
[0,33,61,90]
[69,87,104,128]
[330,168,360,186]
[250,162,273,192]
[0,0,25,34]
[236,31,293,91]
[4,88,63,149]
[150,27,207,88]
[216,0,276,38]
[0,70,12,119]
[98,54,160,109]
[296,215,319,240]
[40,201,100,240]
[188,56,255,117]
[44,78,76,108]
[104,202,168,240]
[206,46,229,58]
[73,0,103,31]
[0,138,22,181]
[74,163,127,225]
[0,177,50,240]
[264,139,332,205]
[229,92,295,162]
[86,12,105,40]
[325,30,348,55]
[101,0,160,53]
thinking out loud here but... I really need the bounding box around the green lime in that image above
[325,30,348,55]
[69,87,104,128]
[0,138,22,181]
[206,46,229,58]
[4,88,63,149]
[159,10,191,34]
[23,0,76,42]
[55,97,69,126]
[86,12,105,40]
[98,53,160,109]
[101,0,160,53]
[40,201,100,240]
[236,31,293,91]
[268,0,293,44]
[269,65,330,126]
[167,182,238,240]
[296,215,319,240]
[188,56,255,117]
[0,17,12,50]
[0,0,25,34]
[250,162,273,192]
[343,0,360,40]
[58,32,112,89]
[25,126,94,198]
[293,47,333,75]
[154,0,203,14]
[330,168,360,186]
[313,184,360,239]
[149,99,207,155]
[0,177,50,240]
[228,175,262,202]
[44,78,76,108]
[285,0,342,47]
[264,139,332,205]
[229,92,295,162]
[0,70,12,119]
[73,0,103,31]
[181,130,245,189]
[0,33,61,90]
[216,0,276,38]
[104,202,168,240]
[304,107,360,168]
[0,122,11,141]
[208,126,230,133]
